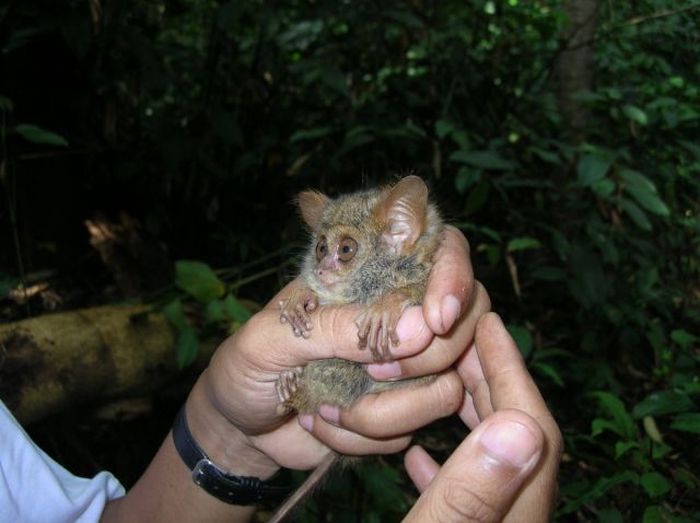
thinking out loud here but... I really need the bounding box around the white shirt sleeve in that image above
[0,400,125,523]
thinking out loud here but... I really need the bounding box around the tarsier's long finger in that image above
[368,316,383,360]
[279,300,289,323]
[294,302,313,336]
[379,311,391,358]
[385,309,402,359]
[304,294,319,313]
[276,373,289,402]
[355,312,370,349]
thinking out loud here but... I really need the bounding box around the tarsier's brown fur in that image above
[270,176,444,522]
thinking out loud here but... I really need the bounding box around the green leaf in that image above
[671,329,699,348]
[162,299,188,330]
[204,299,226,324]
[435,119,454,139]
[477,244,501,266]
[454,166,481,194]
[640,472,671,498]
[619,198,652,231]
[334,127,374,158]
[625,187,671,216]
[614,440,639,458]
[463,180,490,216]
[591,391,636,439]
[560,471,638,514]
[633,391,695,418]
[223,294,252,323]
[622,104,648,125]
[290,126,333,143]
[507,325,532,358]
[598,509,624,523]
[670,413,700,434]
[15,124,69,147]
[642,506,664,523]
[450,149,517,171]
[577,153,612,186]
[507,237,542,252]
[529,146,561,164]
[175,260,226,303]
[618,168,656,193]
[592,418,622,438]
[619,169,670,217]
[175,325,199,369]
[679,139,700,159]
[531,362,565,387]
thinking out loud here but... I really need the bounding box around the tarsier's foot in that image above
[275,367,304,415]
[355,292,410,361]
[279,288,319,338]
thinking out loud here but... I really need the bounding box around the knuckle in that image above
[433,373,463,416]
[435,477,502,523]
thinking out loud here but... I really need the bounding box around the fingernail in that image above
[318,405,340,425]
[440,294,461,333]
[479,421,539,468]
[298,414,314,431]
[396,307,425,342]
[366,361,402,379]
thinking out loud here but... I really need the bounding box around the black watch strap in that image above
[172,405,291,505]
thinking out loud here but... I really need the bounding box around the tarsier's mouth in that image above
[315,271,343,288]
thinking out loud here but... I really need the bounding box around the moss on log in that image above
[0,305,209,424]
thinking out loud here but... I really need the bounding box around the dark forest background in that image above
[1,1,699,521]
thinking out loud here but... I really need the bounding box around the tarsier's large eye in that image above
[315,236,328,261]
[338,237,358,262]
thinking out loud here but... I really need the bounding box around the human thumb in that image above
[403,410,544,522]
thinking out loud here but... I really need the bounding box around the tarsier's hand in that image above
[279,286,318,338]
[355,290,412,361]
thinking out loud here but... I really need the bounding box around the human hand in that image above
[187,226,487,477]
[403,313,562,522]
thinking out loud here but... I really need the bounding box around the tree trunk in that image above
[0,304,215,424]
[557,0,599,132]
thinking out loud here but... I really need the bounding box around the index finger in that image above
[465,313,550,419]
[461,313,562,523]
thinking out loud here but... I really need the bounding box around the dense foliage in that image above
[1,0,699,521]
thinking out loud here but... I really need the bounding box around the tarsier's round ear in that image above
[374,175,428,254]
[297,190,330,232]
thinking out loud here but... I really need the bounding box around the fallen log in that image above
[0,304,214,424]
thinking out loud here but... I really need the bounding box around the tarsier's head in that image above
[297,176,431,297]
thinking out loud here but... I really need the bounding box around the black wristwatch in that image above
[172,405,291,505]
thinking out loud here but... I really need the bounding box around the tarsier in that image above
[270,175,444,522]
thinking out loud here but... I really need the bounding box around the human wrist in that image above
[185,372,280,480]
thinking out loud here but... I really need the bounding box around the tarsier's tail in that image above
[267,452,339,523]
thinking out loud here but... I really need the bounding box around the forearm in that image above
[101,370,280,523]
